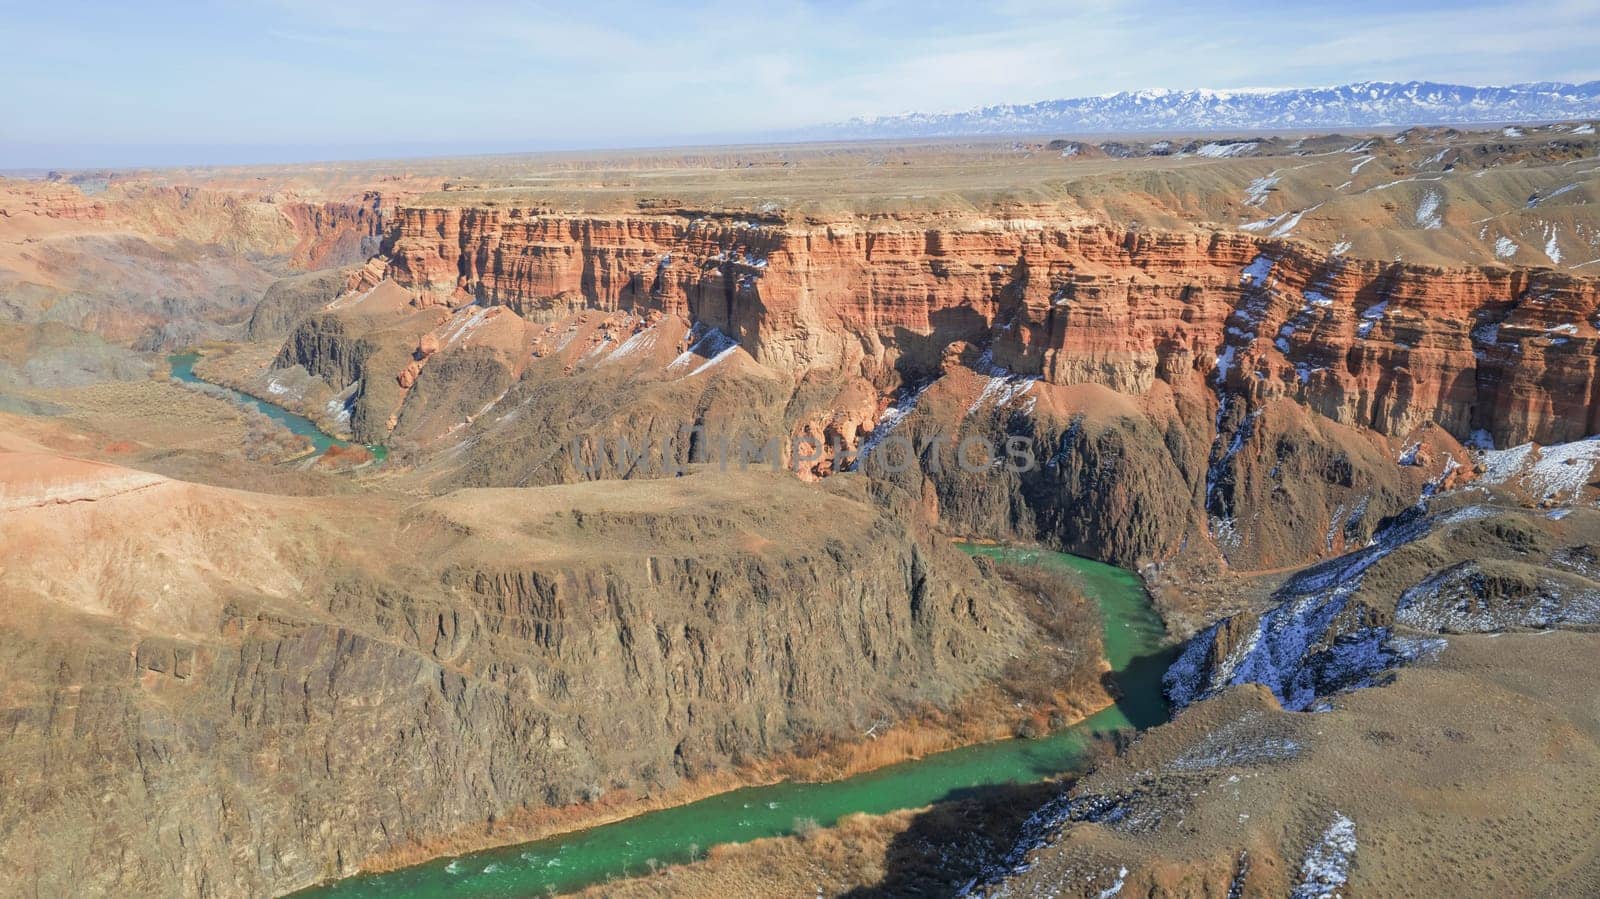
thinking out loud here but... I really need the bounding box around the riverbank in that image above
[168,351,386,465]
[343,677,1116,878]
[294,546,1171,898]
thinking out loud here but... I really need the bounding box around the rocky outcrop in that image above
[268,207,1598,572]
[975,489,1600,898]
[0,179,389,350]
[1162,503,1460,712]
[375,208,1600,447]
[0,459,1079,898]
[245,267,358,340]
[278,193,386,270]
[1395,559,1600,631]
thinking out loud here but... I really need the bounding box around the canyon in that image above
[260,196,1598,579]
[2,121,1600,897]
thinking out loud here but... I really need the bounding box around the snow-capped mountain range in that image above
[816,81,1600,138]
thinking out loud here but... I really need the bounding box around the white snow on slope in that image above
[1357,300,1389,339]
[326,395,352,425]
[1415,190,1443,229]
[604,325,657,363]
[1290,815,1357,899]
[1495,236,1519,259]
[689,345,737,376]
[441,305,493,346]
[1270,205,1320,238]
[1240,254,1275,285]
[1166,713,1302,772]
[1364,173,1444,193]
[1545,226,1564,264]
[1167,503,1474,711]
[1241,205,1322,236]
[1195,141,1260,158]
[1095,867,1129,898]
[967,349,1039,415]
[1397,563,1600,632]
[669,324,741,376]
[1477,435,1600,502]
[854,380,935,468]
[1529,183,1582,208]
[1245,173,1281,206]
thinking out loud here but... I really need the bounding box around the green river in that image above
[293,545,1172,898]
[168,353,386,462]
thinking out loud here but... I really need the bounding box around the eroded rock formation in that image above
[268,207,1598,571]
[0,454,1085,897]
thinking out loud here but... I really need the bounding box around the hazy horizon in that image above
[5,0,1599,169]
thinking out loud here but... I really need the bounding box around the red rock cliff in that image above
[378,207,1600,447]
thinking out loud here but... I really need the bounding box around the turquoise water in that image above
[294,545,1172,898]
[167,353,386,463]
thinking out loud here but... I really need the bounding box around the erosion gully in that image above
[293,545,1173,898]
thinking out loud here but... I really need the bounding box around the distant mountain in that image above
[817,81,1600,138]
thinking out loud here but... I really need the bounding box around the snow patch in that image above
[604,325,657,364]
[1545,225,1564,264]
[966,349,1039,415]
[325,395,352,426]
[1096,867,1129,898]
[1290,815,1357,899]
[1240,254,1275,285]
[1195,141,1260,158]
[1477,435,1600,502]
[1415,190,1443,229]
[854,380,934,468]
[1165,714,1301,772]
[440,305,493,347]
[1398,562,1600,632]
[669,324,741,377]
[1494,236,1519,259]
[1244,173,1281,206]
[1529,183,1582,208]
[1356,300,1389,339]
[1270,204,1320,237]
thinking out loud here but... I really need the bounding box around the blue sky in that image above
[3,0,1598,168]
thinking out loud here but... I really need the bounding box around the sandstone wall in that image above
[379,209,1600,447]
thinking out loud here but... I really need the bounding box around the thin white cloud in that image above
[3,0,1598,165]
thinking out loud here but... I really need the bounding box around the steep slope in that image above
[260,194,1598,573]
[0,177,384,349]
[975,450,1600,897]
[0,449,1095,898]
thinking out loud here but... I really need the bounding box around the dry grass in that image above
[42,377,253,453]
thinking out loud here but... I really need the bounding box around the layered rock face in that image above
[278,192,386,269]
[376,208,1600,448]
[0,457,1057,897]
[313,208,1598,571]
[0,178,387,348]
